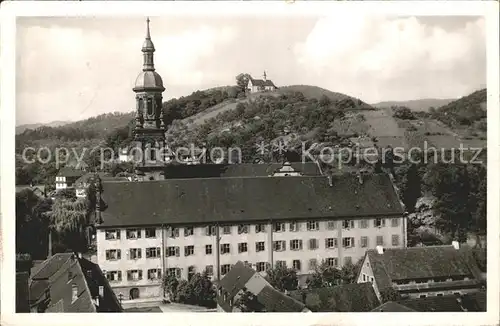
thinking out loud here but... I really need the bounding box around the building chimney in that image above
[72,284,78,303]
[99,285,104,297]
[452,241,459,250]
[77,252,82,259]
[376,245,384,254]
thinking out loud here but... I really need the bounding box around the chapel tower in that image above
[132,18,167,181]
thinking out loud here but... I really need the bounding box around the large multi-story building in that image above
[95,170,406,300]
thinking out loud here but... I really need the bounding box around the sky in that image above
[16,15,486,125]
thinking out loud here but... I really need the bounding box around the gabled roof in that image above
[364,245,482,291]
[395,291,486,312]
[99,172,403,227]
[248,77,276,88]
[289,283,380,312]
[217,261,307,312]
[57,167,85,178]
[162,163,321,179]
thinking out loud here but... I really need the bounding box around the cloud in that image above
[294,15,486,103]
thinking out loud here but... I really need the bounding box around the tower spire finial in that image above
[146,17,151,39]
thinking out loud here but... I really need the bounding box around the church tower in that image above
[132,18,167,181]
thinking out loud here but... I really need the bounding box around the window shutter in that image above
[158,269,162,279]
[373,219,377,227]
[175,228,179,237]
[175,247,180,257]
[138,249,142,259]
[324,238,328,248]
[282,241,286,251]
[383,219,386,227]
[351,237,355,247]
[116,231,121,239]
[117,250,121,259]
[156,247,161,257]
[334,238,338,247]
[138,230,142,238]
[106,251,110,260]
[299,240,303,250]
[265,262,271,270]
[139,270,143,280]
[205,226,210,236]
[118,271,122,281]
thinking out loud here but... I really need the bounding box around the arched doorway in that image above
[129,287,140,300]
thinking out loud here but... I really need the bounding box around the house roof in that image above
[371,301,416,312]
[289,283,380,312]
[29,253,121,313]
[248,77,276,88]
[74,172,112,188]
[217,261,306,312]
[98,172,403,228]
[364,245,482,291]
[162,163,321,179]
[394,291,486,312]
[57,167,86,178]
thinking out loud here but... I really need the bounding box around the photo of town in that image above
[12,12,489,314]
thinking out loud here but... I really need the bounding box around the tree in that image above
[265,265,299,292]
[48,198,90,252]
[339,260,361,284]
[162,273,180,300]
[235,73,251,91]
[392,107,415,120]
[319,95,331,107]
[55,188,77,201]
[169,271,216,308]
[233,289,265,312]
[395,163,422,213]
[380,287,402,303]
[306,260,342,288]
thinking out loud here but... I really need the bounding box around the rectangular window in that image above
[205,265,214,277]
[361,236,368,248]
[145,228,156,238]
[359,220,368,228]
[276,260,287,269]
[129,248,142,260]
[255,224,266,233]
[292,260,301,271]
[256,242,265,252]
[392,235,400,246]
[168,227,180,238]
[221,243,230,254]
[167,246,180,257]
[327,221,336,230]
[273,240,286,252]
[289,222,299,232]
[342,220,355,229]
[363,274,366,282]
[106,271,122,282]
[147,268,162,280]
[342,237,354,248]
[205,244,212,255]
[221,264,231,275]
[256,262,266,272]
[325,238,337,249]
[127,269,143,281]
[273,222,285,232]
[374,218,386,228]
[391,218,400,227]
[105,230,120,240]
[222,226,231,235]
[184,245,195,256]
[238,242,248,253]
[290,239,303,251]
[184,227,194,237]
[238,225,249,234]
[126,229,141,239]
[309,259,317,270]
[344,256,352,265]
[105,249,121,260]
[309,238,318,250]
[307,221,319,231]
[146,247,161,258]
[205,225,216,236]
[326,258,337,267]
[167,268,181,278]
[376,236,384,246]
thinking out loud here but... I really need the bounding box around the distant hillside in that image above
[278,85,351,101]
[372,98,455,112]
[434,89,486,124]
[16,120,71,134]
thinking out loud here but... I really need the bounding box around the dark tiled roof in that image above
[219,261,256,298]
[99,173,402,227]
[366,246,479,291]
[57,167,85,178]
[371,301,416,312]
[289,283,380,312]
[396,292,486,312]
[163,163,321,179]
[31,253,72,280]
[256,286,306,312]
[249,78,277,88]
[74,172,112,187]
